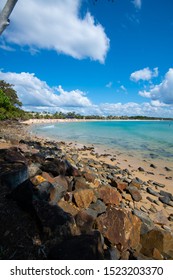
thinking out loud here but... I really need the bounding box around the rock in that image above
[152,181,165,188]
[41,159,66,176]
[47,231,104,260]
[74,189,95,209]
[98,186,122,206]
[31,175,46,186]
[160,190,173,200]
[52,175,69,190]
[152,210,169,226]
[28,163,42,178]
[50,184,68,204]
[74,177,89,190]
[0,148,28,188]
[105,246,121,260]
[133,209,154,234]
[127,186,142,202]
[36,181,54,201]
[96,206,141,251]
[159,196,171,205]
[147,187,160,197]
[130,178,143,189]
[83,171,97,183]
[150,164,157,169]
[89,199,106,215]
[110,179,128,192]
[34,200,73,232]
[140,229,173,259]
[75,210,96,233]
[58,200,79,216]
[165,166,172,171]
[138,167,145,172]
[168,214,173,222]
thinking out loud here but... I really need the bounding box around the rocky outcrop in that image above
[0,131,173,260]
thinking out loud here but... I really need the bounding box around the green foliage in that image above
[0,80,22,107]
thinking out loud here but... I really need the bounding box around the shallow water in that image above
[31,120,173,163]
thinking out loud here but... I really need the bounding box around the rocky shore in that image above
[0,120,173,260]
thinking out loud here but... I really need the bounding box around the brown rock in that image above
[74,177,89,190]
[58,200,79,216]
[152,210,169,226]
[74,189,95,209]
[83,172,97,183]
[75,210,95,233]
[96,206,141,251]
[127,186,142,202]
[31,175,46,186]
[141,229,173,259]
[111,179,128,192]
[98,186,122,206]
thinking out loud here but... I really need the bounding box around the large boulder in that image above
[96,206,141,251]
[140,229,173,259]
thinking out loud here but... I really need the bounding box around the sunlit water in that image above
[31,120,173,163]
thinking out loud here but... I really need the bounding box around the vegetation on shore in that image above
[0,80,173,121]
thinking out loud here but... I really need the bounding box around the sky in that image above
[0,0,173,117]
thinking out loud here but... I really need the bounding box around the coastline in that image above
[0,119,173,260]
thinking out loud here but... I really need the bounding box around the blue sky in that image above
[0,0,173,117]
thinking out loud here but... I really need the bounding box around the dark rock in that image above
[150,164,157,169]
[159,196,171,205]
[96,206,141,251]
[138,167,145,172]
[34,200,73,232]
[47,231,104,260]
[105,246,120,260]
[165,166,172,171]
[36,181,54,201]
[147,187,160,197]
[160,190,173,200]
[152,181,165,188]
[75,210,96,233]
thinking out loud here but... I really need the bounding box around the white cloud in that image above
[0,71,92,108]
[0,0,109,63]
[132,0,142,9]
[120,85,127,92]
[106,82,112,88]
[1,70,173,117]
[139,68,173,105]
[130,67,158,82]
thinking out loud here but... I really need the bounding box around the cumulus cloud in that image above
[0,0,109,62]
[139,68,173,104]
[0,71,92,109]
[130,67,158,82]
[1,70,173,117]
[132,0,142,9]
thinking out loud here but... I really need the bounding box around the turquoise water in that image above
[32,120,173,163]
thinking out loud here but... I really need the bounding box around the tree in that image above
[0,80,22,107]
[0,0,18,35]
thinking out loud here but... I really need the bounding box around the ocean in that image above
[31,120,173,164]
